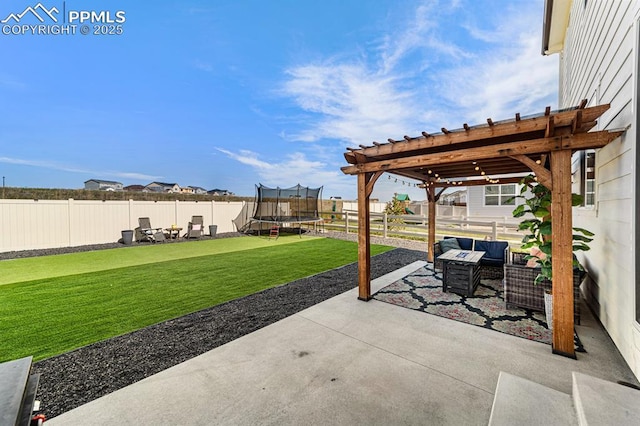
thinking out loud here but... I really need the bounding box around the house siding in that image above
[558,0,640,379]
[467,185,524,219]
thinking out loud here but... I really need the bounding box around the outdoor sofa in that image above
[433,236,509,279]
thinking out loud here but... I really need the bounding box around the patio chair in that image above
[135,217,165,243]
[184,215,204,239]
[503,251,583,324]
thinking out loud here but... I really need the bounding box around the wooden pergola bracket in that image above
[509,154,553,190]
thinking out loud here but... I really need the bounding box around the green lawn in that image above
[0,235,317,286]
[0,237,392,362]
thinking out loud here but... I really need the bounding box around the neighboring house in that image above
[543,1,639,379]
[208,188,232,196]
[84,179,123,191]
[144,182,181,193]
[123,184,145,192]
[188,186,208,195]
[439,189,467,206]
[467,183,524,218]
[181,187,195,194]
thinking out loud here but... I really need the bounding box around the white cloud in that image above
[193,60,214,72]
[282,63,416,145]
[229,0,557,199]
[216,148,354,197]
[0,156,161,181]
[281,0,557,144]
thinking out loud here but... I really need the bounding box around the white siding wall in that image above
[559,0,640,378]
[0,199,244,252]
[467,186,525,218]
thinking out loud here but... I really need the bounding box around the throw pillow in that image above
[440,238,461,253]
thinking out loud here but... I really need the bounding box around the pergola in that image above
[341,101,624,358]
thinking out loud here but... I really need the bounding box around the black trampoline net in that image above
[253,184,323,223]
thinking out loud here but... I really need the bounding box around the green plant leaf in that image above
[572,193,584,206]
[518,219,537,230]
[573,227,594,236]
[512,204,526,217]
[540,243,552,255]
[573,243,591,251]
[533,208,550,218]
[572,234,593,243]
[539,221,552,235]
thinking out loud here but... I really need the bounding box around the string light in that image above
[474,161,500,184]
[386,174,419,188]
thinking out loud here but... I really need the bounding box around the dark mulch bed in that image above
[26,236,424,419]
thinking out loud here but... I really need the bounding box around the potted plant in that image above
[510,175,593,328]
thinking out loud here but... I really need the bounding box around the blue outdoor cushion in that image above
[440,238,461,253]
[474,240,509,262]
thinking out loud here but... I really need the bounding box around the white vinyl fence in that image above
[0,199,245,252]
[323,210,524,245]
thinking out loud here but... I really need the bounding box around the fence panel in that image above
[0,199,248,252]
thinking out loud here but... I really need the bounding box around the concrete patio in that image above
[48,261,638,425]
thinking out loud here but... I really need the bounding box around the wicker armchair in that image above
[503,252,583,324]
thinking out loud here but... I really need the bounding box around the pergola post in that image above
[357,172,371,300]
[550,149,575,358]
[426,185,436,262]
[425,184,446,262]
[357,171,383,301]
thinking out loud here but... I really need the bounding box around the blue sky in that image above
[0,0,558,201]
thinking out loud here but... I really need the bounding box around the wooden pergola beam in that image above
[342,131,623,175]
[343,104,610,162]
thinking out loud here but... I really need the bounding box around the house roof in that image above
[147,182,179,187]
[395,193,410,201]
[124,185,145,191]
[85,179,122,185]
[542,0,572,55]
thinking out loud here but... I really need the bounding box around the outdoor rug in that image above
[373,264,585,351]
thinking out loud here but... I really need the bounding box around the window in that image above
[484,184,516,206]
[583,150,596,207]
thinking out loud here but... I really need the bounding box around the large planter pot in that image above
[544,291,553,330]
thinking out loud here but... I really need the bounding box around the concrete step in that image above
[572,372,640,426]
[488,371,577,426]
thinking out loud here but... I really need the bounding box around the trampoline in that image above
[251,184,324,236]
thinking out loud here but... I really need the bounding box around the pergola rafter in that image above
[341,102,624,358]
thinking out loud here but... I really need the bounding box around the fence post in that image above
[67,198,74,247]
[383,212,388,238]
[345,212,349,233]
[492,221,498,240]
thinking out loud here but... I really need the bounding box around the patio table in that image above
[165,227,183,239]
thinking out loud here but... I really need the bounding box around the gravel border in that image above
[25,232,427,419]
